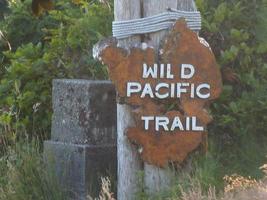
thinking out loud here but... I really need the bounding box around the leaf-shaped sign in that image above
[95,19,222,167]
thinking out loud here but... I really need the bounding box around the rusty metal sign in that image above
[95,19,222,167]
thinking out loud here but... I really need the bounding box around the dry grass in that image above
[178,183,217,200]
[178,182,267,200]
[87,177,115,200]
[90,165,267,200]
[178,164,267,200]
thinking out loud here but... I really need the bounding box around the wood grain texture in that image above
[143,0,178,51]
[142,0,178,193]
[117,105,142,200]
[114,1,142,200]
[177,0,197,11]
[114,0,141,48]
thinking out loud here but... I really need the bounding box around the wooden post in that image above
[142,0,198,194]
[115,0,198,198]
[114,1,142,200]
[142,0,177,193]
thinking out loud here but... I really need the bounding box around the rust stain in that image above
[96,19,222,168]
[127,111,204,167]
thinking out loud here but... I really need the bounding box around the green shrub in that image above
[136,0,267,198]
[0,0,112,140]
[196,0,267,180]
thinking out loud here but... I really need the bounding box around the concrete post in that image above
[44,79,117,199]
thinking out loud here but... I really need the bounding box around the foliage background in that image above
[0,0,112,142]
[0,0,267,199]
[198,0,267,180]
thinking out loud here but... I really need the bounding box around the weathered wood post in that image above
[141,0,178,193]
[142,0,198,194]
[95,1,222,199]
[114,1,142,200]
[114,0,199,198]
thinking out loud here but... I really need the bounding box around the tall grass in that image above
[177,171,267,200]
[0,139,67,200]
[134,132,267,200]
[134,162,267,200]
[0,133,266,200]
